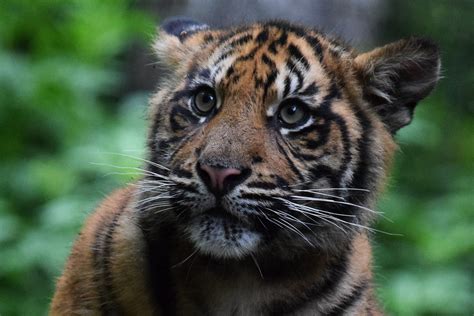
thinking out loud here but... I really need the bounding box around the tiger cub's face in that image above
[142,19,439,259]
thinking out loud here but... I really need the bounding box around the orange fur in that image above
[51,20,439,315]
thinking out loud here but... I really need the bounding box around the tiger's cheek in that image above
[330,101,364,178]
[260,139,300,183]
[169,129,206,171]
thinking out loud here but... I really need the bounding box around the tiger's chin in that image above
[184,208,262,259]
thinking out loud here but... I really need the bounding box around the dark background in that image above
[0,0,472,314]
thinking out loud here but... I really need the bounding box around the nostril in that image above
[222,168,251,194]
[197,163,251,196]
[197,163,218,192]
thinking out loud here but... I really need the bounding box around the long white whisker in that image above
[291,195,382,215]
[281,201,351,234]
[290,203,398,235]
[91,162,170,181]
[248,252,264,280]
[265,208,312,232]
[269,216,314,247]
[136,194,178,207]
[100,152,170,171]
[292,189,346,200]
[279,198,356,218]
[172,248,199,268]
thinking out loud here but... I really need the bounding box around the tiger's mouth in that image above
[184,204,262,259]
[204,206,237,220]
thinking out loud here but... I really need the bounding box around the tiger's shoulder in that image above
[50,186,156,315]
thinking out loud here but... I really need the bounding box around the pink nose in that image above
[199,165,242,194]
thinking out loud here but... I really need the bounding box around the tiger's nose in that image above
[197,163,250,196]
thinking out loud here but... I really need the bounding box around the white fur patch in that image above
[186,215,261,259]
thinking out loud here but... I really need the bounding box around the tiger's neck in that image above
[143,223,377,315]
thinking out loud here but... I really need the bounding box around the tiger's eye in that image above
[193,87,217,115]
[278,100,308,126]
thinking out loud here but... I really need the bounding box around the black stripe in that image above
[292,119,330,147]
[283,76,291,98]
[197,68,211,81]
[225,66,235,77]
[203,34,214,42]
[306,35,324,64]
[277,32,288,46]
[148,115,162,172]
[269,32,288,54]
[251,155,263,163]
[169,90,191,103]
[347,103,373,207]
[240,192,280,201]
[275,138,305,182]
[168,129,199,162]
[264,248,350,315]
[332,114,353,183]
[262,53,276,69]
[263,70,278,102]
[141,222,178,316]
[228,33,253,47]
[274,175,289,188]
[286,59,304,92]
[175,182,199,194]
[300,83,319,96]
[326,281,369,316]
[288,44,310,70]
[172,167,193,179]
[308,165,339,188]
[170,106,199,132]
[246,181,278,190]
[264,20,307,38]
[214,51,233,68]
[236,46,259,61]
[256,29,269,43]
[254,75,264,88]
[92,196,130,315]
[264,21,325,66]
[320,82,341,109]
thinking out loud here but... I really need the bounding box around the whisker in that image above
[91,162,170,181]
[249,252,264,280]
[292,189,346,201]
[279,198,357,218]
[280,201,351,234]
[288,202,398,236]
[291,195,382,215]
[265,208,313,232]
[100,152,170,171]
[172,248,200,268]
[268,215,314,247]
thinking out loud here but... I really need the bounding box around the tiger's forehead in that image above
[187,23,349,108]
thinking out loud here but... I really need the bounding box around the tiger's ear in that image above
[354,38,441,133]
[153,17,210,69]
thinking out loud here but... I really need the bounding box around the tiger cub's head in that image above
[141,18,440,259]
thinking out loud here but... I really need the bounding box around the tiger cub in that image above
[51,18,440,315]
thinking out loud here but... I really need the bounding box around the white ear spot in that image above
[161,17,209,39]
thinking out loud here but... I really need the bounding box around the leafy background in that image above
[0,0,472,315]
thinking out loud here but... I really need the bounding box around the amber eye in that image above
[278,99,309,127]
[192,87,217,115]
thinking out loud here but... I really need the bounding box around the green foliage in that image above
[0,1,153,314]
[0,1,472,315]
[373,1,474,315]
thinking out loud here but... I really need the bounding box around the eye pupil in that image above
[193,87,217,115]
[278,99,308,126]
[286,105,297,116]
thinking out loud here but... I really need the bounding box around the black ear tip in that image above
[409,37,440,55]
[161,17,209,37]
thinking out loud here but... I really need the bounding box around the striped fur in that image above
[51,19,440,315]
